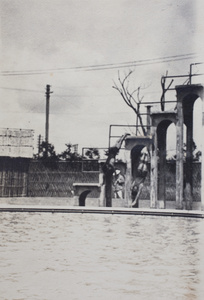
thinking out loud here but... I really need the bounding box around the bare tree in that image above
[112,70,150,207]
[112,70,146,136]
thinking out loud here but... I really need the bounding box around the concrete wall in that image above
[0,197,201,210]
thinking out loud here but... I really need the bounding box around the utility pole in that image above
[45,84,53,156]
[45,85,51,144]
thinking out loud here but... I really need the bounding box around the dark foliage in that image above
[59,143,82,162]
[84,148,100,160]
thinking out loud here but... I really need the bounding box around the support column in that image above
[175,84,204,210]
[176,98,184,209]
[158,132,167,209]
[105,173,113,207]
[184,112,193,210]
[99,170,105,207]
[125,150,132,207]
[150,112,177,209]
[150,128,158,208]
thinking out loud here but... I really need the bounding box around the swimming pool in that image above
[0,212,204,299]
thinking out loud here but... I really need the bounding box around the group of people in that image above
[102,133,149,207]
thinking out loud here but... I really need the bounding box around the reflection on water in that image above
[0,212,204,300]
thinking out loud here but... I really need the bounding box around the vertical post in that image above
[45,85,50,145]
[105,173,113,207]
[157,128,167,209]
[136,110,138,135]
[184,110,193,210]
[45,85,53,156]
[176,91,184,209]
[189,64,193,85]
[146,105,152,136]
[108,125,112,148]
[99,168,105,207]
[124,150,132,207]
[150,128,158,208]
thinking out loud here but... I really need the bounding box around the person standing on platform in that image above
[131,146,149,208]
[113,169,125,199]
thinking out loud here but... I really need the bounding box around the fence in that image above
[0,157,30,197]
[140,162,201,201]
[27,160,99,197]
[0,159,201,201]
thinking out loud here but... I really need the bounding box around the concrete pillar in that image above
[150,112,177,209]
[105,173,113,207]
[124,150,132,207]
[176,84,204,210]
[185,111,193,210]
[175,96,184,209]
[99,172,105,207]
[150,128,158,208]
[158,131,167,209]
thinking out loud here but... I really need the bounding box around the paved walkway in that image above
[0,202,203,219]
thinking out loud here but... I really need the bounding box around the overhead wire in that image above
[0,86,120,98]
[0,87,44,93]
[0,53,197,76]
[0,53,202,109]
[85,55,197,72]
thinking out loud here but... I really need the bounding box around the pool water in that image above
[0,212,204,300]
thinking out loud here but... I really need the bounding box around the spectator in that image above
[113,169,125,199]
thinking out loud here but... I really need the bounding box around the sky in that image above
[0,0,204,156]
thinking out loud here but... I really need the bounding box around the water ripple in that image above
[0,212,204,299]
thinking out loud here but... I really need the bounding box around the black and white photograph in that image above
[0,1,204,299]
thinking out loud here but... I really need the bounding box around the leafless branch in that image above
[112,70,147,136]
